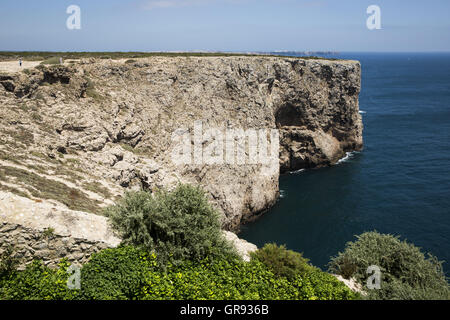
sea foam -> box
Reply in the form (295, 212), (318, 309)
(337, 151), (359, 164)
(289, 168), (305, 174)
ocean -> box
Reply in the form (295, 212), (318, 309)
(239, 52), (450, 274)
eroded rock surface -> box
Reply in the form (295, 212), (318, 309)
(0, 56), (362, 231)
(0, 191), (120, 268)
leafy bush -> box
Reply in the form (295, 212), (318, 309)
(0, 245), (20, 280)
(0, 247), (152, 300)
(298, 267), (360, 300)
(79, 247), (356, 300)
(250, 243), (312, 280)
(106, 184), (237, 267)
(332, 255), (358, 280)
(0, 260), (77, 300)
(79, 246), (155, 300)
(328, 231), (450, 300)
(0, 183), (361, 301)
(141, 257), (297, 300)
(0, 246), (357, 300)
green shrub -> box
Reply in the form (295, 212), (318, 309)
(80, 246), (156, 300)
(0, 245), (357, 300)
(332, 255), (358, 280)
(0, 260), (77, 300)
(154, 258), (356, 300)
(250, 243), (312, 280)
(366, 277), (450, 300)
(295, 267), (360, 300)
(106, 184), (238, 267)
(79, 246), (356, 300)
(125, 59), (137, 64)
(0, 245), (20, 281)
(328, 231), (450, 300)
(139, 258), (289, 300)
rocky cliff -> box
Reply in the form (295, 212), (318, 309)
(0, 56), (362, 239)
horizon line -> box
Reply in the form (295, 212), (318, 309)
(1, 50), (450, 54)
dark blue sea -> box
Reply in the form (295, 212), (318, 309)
(239, 52), (450, 274)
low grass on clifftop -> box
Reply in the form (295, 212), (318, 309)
(0, 165), (102, 214)
(0, 51), (342, 62)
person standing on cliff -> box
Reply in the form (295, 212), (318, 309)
(19, 58), (22, 67)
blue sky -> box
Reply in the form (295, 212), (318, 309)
(0, 0), (449, 52)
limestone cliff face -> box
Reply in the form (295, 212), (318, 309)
(275, 61), (363, 172)
(0, 56), (362, 233)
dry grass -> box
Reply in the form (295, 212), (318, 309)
(0, 165), (102, 214)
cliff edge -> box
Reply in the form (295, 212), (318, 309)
(0, 56), (362, 236)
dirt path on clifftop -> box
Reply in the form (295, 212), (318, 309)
(0, 61), (41, 73)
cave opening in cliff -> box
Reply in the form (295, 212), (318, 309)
(275, 103), (305, 128)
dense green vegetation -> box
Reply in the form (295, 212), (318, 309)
(1, 185), (447, 300)
(250, 243), (312, 280)
(106, 184), (238, 267)
(0, 246), (357, 300)
(0, 184), (356, 300)
(0, 246), (18, 279)
(329, 231), (450, 300)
